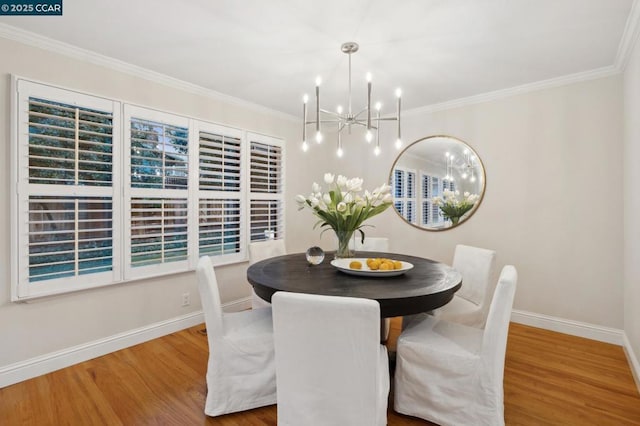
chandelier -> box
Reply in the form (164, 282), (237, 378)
(301, 42), (402, 157)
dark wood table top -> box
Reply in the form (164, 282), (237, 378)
(247, 251), (462, 317)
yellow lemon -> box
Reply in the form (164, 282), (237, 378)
(379, 262), (392, 271)
(369, 260), (381, 270)
(349, 261), (363, 270)
(393, 261), (403, 270)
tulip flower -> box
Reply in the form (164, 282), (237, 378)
(295, 173), (393, 257)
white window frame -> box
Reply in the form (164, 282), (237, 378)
(247, 132), (285, 243)
(190, 121), (247, 268)
(12, 78), (122, 300)
(11, 76), (285, 300)
(123, 105), (191, 280)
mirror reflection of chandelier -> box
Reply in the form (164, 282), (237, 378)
(445, 149), (477, 183)
(301, 42), (402, 157)
(461, 148), (477, 183)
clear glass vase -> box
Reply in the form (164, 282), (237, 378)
(334, 229), (355, 259)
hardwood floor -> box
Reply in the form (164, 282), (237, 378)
(1, 319), (639, 425)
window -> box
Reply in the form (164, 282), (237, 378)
(392, 167), (416, 223)
(123, 106), (191, 280)
(13, 80), (121, 299)
(196, 123), (244, 263)
(249, 134), (284, 242)
(12, 78), (284, 300)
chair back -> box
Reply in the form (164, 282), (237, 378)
(351, 236), (390, 252)
(272, 292), (385, 425)
(249, 239), (286, 265)
(453, 244), (496, 310)
(481, 265), (517, 382)
(196, 256), (224, 341)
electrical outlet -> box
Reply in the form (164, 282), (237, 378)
(182, 292), (190, 307)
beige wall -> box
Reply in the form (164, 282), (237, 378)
(0, 34), (628, 374)
(333, 75), (624, 329)
(624, 37), (640, 369)
(0, 36), (326, 367)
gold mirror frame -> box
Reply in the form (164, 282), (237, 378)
(389, 135), (486, 231)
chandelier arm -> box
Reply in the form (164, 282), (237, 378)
(353, 108), (369, 119)
(374, 117), (400, 122)
(346, 118), (379, 129)
(306, 119), (344, 125)
(349, 121), (371, 128)
(318, 108), (344, 117)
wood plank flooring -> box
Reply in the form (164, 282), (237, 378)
(1, 319), (639, 425)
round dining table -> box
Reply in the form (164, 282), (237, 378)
(247, 251), (462, 318)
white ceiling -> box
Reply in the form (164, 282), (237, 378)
(0, 0), (636, 117)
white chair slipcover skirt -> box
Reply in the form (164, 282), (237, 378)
(272, 292), (389, 426)
(197, 256), (276, 416)
(394, 265), (517, 426)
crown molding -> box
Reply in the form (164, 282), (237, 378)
(0, 23), (298, 123)
(404, 65), (619, 117)
(616, 0), (640, 71)
(402, 0), (640, 117)
(2, 0), (639, 123)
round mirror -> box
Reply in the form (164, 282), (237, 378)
(390, 135), (485, 231)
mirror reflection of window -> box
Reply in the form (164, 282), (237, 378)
(392, 167), (416, 224)
(390, 135), (485, 231)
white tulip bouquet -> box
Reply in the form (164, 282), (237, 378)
(432, 190), (479, 225)
(296, 173), (392, 257)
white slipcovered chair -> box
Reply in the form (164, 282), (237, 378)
(431, 244), (497, 328)
(272, 292), (390, 426)
(248, 239), (286, 309)
(196, 256), (276, 417)
(394, 265), (518, 426)
(350, 236), (390, 252)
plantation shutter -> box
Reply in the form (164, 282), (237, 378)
(393, 169), (405, 198)
(130, 197), (188, 267)
(15, 80), (121, 299)
(249, 134), (284, 242)
(13, 78), (287, 299)
(391, 167), (416, 224)
(196, 123), (244, 263)
(198, 131), (241, 191)
(124, 106), (190, 279)
(421, 174), (432, 225)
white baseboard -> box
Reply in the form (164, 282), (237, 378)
(223, 296), (252, 312)
(0, 310), (204, 389)
(4, 302), (637, 393)
(511, 309), (640, 394)
(0, 296), (255, 389)
(623, 333), (640, 393)
(511, 309), (624, 345)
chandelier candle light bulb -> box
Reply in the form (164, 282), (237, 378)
(315, 76), (322, 143)
(302, 94), (309, 151)
(395, 88), (402, 149)
(301, 42), (402, 156)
